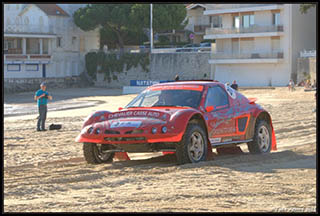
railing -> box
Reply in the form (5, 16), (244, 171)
(5, 54), (51, 60)
(4, 24), (71, 34)
(211, 51), (284, 59)
(5, 24), (55, 34)
(206, 25), (283, 35)
(300, 50), (316, 58)
(3, 48), (23, 54)
(206, 4), (281, 10)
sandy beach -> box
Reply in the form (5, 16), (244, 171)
(3, 86), (317, 212)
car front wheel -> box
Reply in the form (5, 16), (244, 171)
(83, 143), (115, 164)
(176, 123), (208, 164)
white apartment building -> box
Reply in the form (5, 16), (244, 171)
(203, 4), (316, 86)
(4, 4), (99, 79)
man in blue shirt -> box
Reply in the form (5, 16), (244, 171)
(34, 82), (52, 131)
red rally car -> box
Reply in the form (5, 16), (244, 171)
(75, 81), (276, 165)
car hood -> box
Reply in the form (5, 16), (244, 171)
(106, 107), (192, 122)
(84, 107), (199, 132)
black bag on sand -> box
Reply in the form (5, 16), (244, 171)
(49, 124), (62, 130)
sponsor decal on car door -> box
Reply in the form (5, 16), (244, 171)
(203, 86), (236, 144)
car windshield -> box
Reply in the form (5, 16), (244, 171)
(126, 88), (203, 109)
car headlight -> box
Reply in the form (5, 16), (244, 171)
(151, 127), (157, 134)
(87, 127), (94, 134)
(161, 126), (167, 133)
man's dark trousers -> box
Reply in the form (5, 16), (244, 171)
(37, 104), (47, 130)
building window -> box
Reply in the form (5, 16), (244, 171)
(233, 16), (240, 28)
(211, 16), (222, 28)
(24, 17), (29, 25)
(242, 15), (254, 28)
(7, 64), (21, 71)
(39, 16), (44, 26)
(26, 64), (39, 71)
(4, 38), (22, 54)
(72, 36), (77, 45)
(43, 39), (49, 54)
(26, 38), (40, 54)
(57, 37), (62, 47)
(271, 36), (281, 52)
(272, 13), (280, 26)
(80, 36), (85, 52)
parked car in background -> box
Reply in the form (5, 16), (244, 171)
(176, 43), (200, 52)
(176, 42), (211, 52)
(198, 42), (211, 52)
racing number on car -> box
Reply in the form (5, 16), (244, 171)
(225, 84), (236, 99)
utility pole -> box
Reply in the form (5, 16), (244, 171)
(150, 3), (153, 53)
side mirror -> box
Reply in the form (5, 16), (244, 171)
(118, 107), (123, 111)
(205, 106), (214, 112)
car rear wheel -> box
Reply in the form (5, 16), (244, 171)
(176, 123), (208, 164)
(83, 143), (115, 164)
(247, 120), (271, 154)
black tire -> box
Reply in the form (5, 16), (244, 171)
(176, 123), (208, 165)
(83, 143), (115, 164)
(247, 119), (272, 154)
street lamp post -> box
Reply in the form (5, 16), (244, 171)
(150, 4), (153, 53)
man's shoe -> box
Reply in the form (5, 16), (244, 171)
(41, 129), (47, 131)
(37, 129), (41, 131)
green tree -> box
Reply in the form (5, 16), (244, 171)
(300, 3), (316, 14)
(73, 4), (187, 51)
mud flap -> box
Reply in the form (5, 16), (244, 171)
(216, 146), (243, 155)
(207, 144), (214, 160)
(114, 152), (130, 161)
(162, 151), (175, 155)
(271, 126), (277, 151)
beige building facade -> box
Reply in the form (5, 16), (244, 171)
(4, 4), (99, 79)
(203, 4), (316, 86)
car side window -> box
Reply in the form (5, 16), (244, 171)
(204, 86), (229, 110)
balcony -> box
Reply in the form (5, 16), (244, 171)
(206, 4), (278, 10)
(209, 51), (284, 64)
(4, 37), (51, 63)
(204, 25), (284, 39)
(204, 4), (284, 15)
(5, 24), (56, 35)
(5, 54), (51, 61)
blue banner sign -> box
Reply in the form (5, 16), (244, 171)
(130, 80), (172, 86)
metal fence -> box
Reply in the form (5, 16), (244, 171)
(206, 25), (283, 35)
(211, 51), (284, 59)
(206, 4), (280, 10)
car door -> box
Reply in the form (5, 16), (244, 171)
(203, 85), (236, 145)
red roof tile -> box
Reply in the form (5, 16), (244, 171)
(35, 4), (69, 17)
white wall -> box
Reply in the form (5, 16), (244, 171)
(222, 14), (233, 28)
(254, 10), (272, 26)
(215, 63), (290, 86)
(291, 4), (316, 78)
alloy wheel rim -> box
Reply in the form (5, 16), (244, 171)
(258, 125), (270, 152)
(95, 144), (112, 161)
(188, 131), (204, 161)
